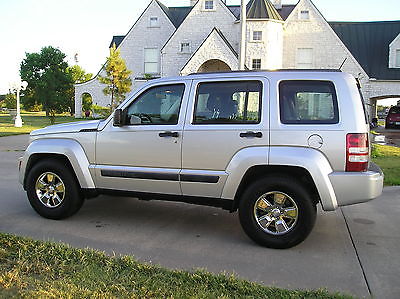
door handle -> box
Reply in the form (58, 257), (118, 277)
(159, 131), (179, 138)
(240, 131), (263, 138)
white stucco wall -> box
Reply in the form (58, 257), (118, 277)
(161, 0), (239, 77)
(246, 20), (283, 69)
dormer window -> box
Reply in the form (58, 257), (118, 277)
(149, 17), (159, 27)
(300, 10), (310, 20)
(396, 49), (400, 67)
(253, 31), (263, 41)
(205, 0), (214, 10)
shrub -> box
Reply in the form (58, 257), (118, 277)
(4, 93), (16, 109)
(92, 104), (111, 118)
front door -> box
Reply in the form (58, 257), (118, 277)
(95, 81), (190, 195)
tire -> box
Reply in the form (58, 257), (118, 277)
(26, 159), (84, 220)
(239, 175), (317, 249)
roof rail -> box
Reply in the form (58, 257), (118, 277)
(187, 69), (342, 76)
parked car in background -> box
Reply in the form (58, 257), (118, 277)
(385, 106), (400, 129)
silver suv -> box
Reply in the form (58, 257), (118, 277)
(19, 70), (383, 248)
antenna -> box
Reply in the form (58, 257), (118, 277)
(339, 58), (347, 70)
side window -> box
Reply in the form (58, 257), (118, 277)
(194, 81), (262, 124)
(279, 80), (339, 124)
(126, 84), (185, 125)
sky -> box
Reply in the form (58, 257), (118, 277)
(1, 0), (399, 104)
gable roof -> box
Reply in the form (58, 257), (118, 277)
(246, 0), (282, 20)
(109, 3), (295, 48)
(180, 27), (239, 74)
(330, 21), (400, 80)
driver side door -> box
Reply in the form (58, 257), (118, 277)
(94, 81), (190, 195)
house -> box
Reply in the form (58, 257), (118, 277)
(74, 0), (400, 118)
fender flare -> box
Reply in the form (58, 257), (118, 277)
(221, 146), (338, 211)
(269, 147), (337, 211)
(22, 138), (95, 189)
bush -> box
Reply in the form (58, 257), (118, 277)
(82, 94), (93, 112)
(92, 104), (111, 118)
(4, 93), (16, 109)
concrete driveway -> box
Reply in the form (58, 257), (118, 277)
(1, 135), (399, 298)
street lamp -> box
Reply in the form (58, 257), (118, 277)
(9, 80), (28, 127)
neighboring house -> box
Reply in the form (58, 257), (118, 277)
(74, 0), (400, 118)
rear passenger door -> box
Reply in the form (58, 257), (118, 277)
(181, 77), (269, 198)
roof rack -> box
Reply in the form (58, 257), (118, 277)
(188, 69), (342, 76)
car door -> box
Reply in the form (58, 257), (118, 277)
(94, 80), (190, 195)
(181, 77), (269, 198)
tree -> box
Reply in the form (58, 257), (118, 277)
(20, 46), (73, 123)
(66, 65), (92, 115)
(4, 93), (16, 109)
(98, 44), (132, 111)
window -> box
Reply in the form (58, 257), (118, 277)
(300, 10), (310, 20)
(205, 0), (214, 10)
(144, 48), (159, 73)
(296, 48), (313, 69)
(194, 81), (262, 124)
(252, 59), (262, 70)
(149, 17), (159, 27)
(279, 80), (339, 124)
(180, 42), (191, 53)
(253, 31), (262, 41)
(396, 49), (400, 67)
(126, 84), (185, 125)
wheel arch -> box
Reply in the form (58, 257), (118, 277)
(22, 139), (95, 190)
(231, 165), (321, 212)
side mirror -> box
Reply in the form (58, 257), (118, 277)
(113, 109), (124, 127)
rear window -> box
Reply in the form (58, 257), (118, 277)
(389, 107), (400, 114)
(279, 80), (339, 124)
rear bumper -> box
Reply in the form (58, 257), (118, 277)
(328, 162), (384, 207)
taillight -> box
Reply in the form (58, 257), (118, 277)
(346, 133), (369, 172)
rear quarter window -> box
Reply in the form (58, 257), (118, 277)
(279, 80), (339, 124)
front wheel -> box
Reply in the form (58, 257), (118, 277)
(26, 159), (84, 220)
(239, 175), (316, 249)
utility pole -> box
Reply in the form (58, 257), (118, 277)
(239, 0), (246, 70)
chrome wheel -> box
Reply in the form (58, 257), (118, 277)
(35, 172), (65, 208)
(253, 191), (298, 235)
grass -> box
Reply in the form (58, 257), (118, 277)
(0, 111), (88, 137)
(372, 144), (400, 186)
(0, 233), (351, 299)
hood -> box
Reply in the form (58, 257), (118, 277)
(30, 120), (101, 136)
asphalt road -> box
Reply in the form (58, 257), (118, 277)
(1, 135), (399, 298)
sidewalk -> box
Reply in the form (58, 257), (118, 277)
(1, 134), (399, 298)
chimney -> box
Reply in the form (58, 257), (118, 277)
(273, 0), (282, 10)
(190, 0), (197, 6)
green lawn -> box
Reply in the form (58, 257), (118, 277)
(0, 233), (350, 299)
(372, 144), (400, 186)
(0, 111), (87, 137)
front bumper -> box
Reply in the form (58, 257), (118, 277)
(328, 162), (384, 207)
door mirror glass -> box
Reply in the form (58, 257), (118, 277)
(113, 109), (124, 127)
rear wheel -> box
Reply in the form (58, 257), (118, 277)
(239, 175), (316, 249)
(26, 159), (84, 219)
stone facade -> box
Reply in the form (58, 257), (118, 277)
(161, 0), (239, 77)
(74, 0), (400, 119)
